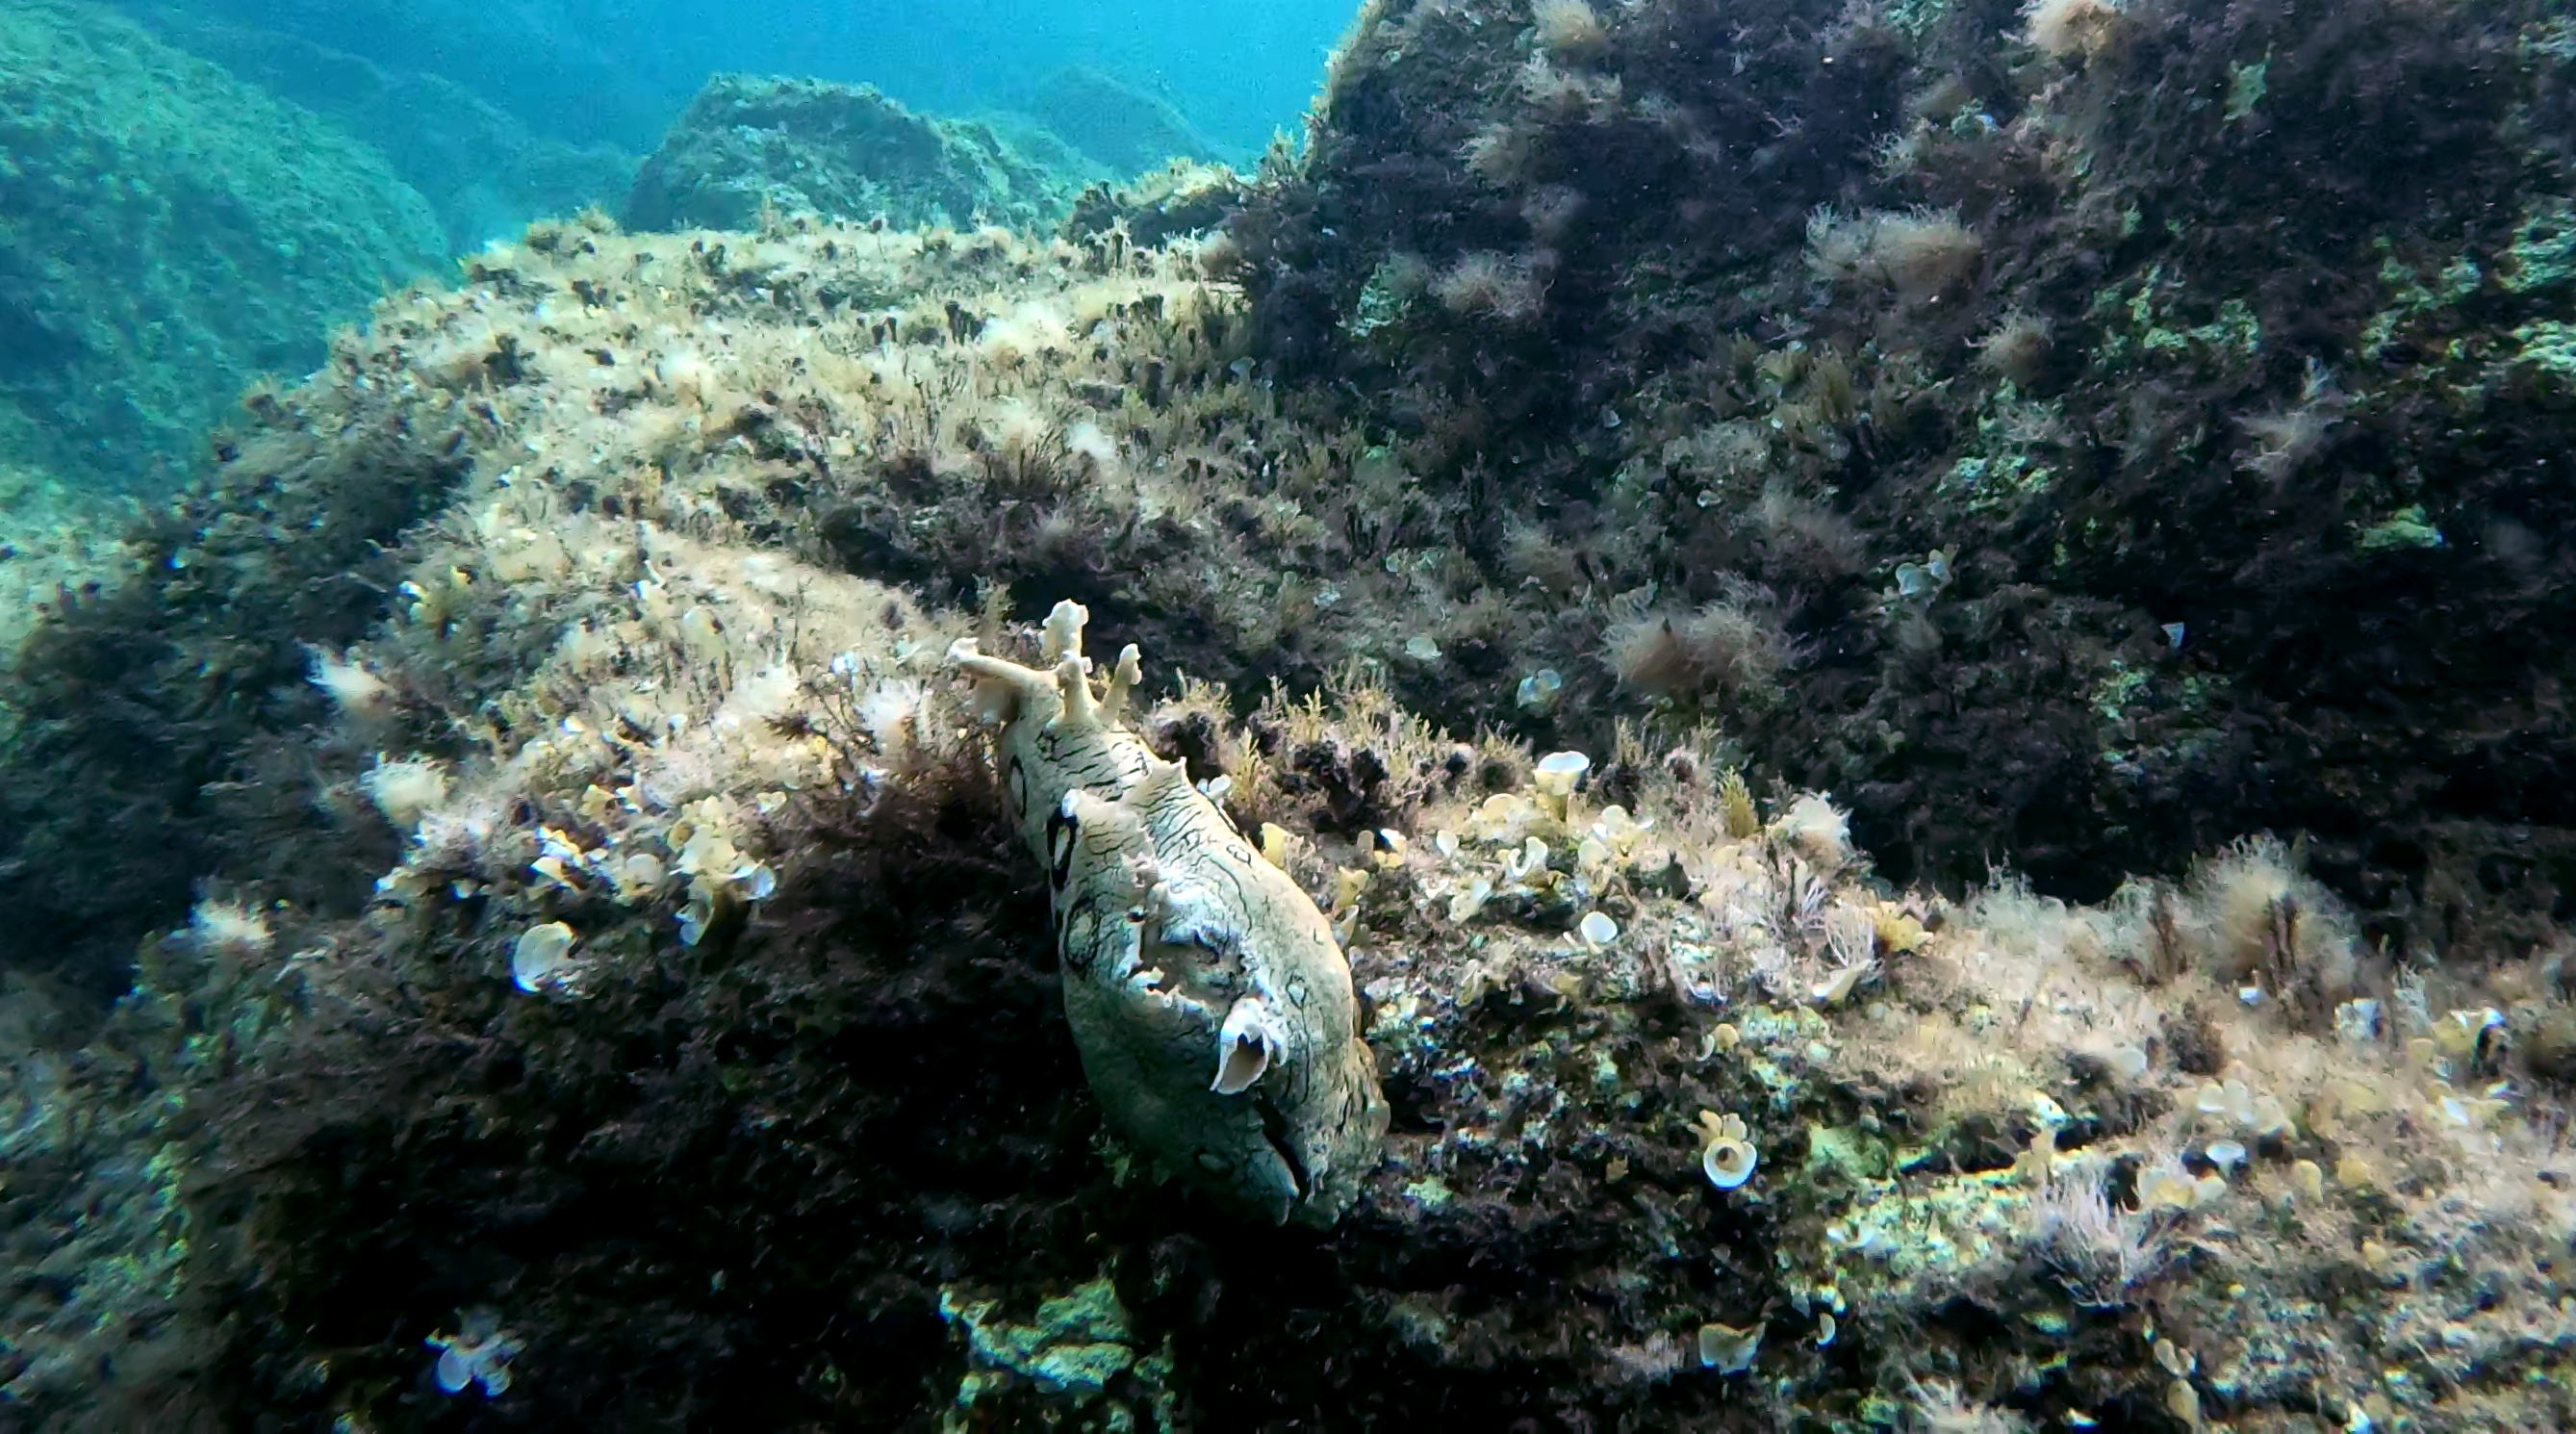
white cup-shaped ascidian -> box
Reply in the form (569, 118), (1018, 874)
(1518, 667), (1565, 714)
(511, 921), (577, 993)
(1696, 1110), (1759, 1190)
(1532, 749), (1591, 822)
(1697, 1319), (1765, 1374)
(1575, 909), (1620, 950)
(425, 1308), (520, 1398)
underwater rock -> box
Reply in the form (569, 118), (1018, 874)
(1060, 159), (1251, 249)
(112, 0), (674, 153)
(940, 1275), (1163, 1414)
(0, 462), (124, 656)
(953, 601), (1388, 1226)
(115, 10), (638, 251)
(0, 0), (447, 491)
(625, 73), (1091, 233)
(1230, 0), (2576, 957)
(10, 0), (2576, 1424)
(1011, 64), (1226, 176)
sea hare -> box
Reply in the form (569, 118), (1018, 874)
(951, 601), (1388, 1225)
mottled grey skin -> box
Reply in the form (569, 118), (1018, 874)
(950, 601), (1388, 1226)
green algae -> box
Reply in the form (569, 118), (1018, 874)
(2363, 239), (2485, 359)
(2512, 319), (2576, 386)
(625, 74), (1095, 234)
(2502, 198), (2576, 294)
(1343, 259), (1418, 343)
(2092, 664), (2152, 725)
(942, 1275), (1172, 1430)
(2354, 504), (2447, 552)
(2225, 57), (2271, 122)
(2093, 265), (2262, 368)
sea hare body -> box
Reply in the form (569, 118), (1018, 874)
(951, 602), (1388, 1225)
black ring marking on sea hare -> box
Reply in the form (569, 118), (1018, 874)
(1046, 806), (1077, 893)
(1007, 755), (1029, 822)
(1059, 894), (1102, 971)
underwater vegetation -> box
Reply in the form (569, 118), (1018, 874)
(0, 1), (449, 494)
(105, 0), (679, 157)
(620, 65), (1238, 240)
(2, 0), (2576, 1427)
(625, 74), (1101, 236)
(113, 6), (641, 254)
(1236, 0), (2576, 957)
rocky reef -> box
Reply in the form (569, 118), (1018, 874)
(1226, 0), (2576, 961)
(108, 0), (676, 156)
(0, 463), (124, 658)
(117, 8), (639, 253)
(1011, 64), (1234, 175)
(4, 0), (2576, 1428)
(0, 0), (450, 493)
(626, 74), (1100, 235)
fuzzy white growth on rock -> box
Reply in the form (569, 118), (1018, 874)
(363, 756), (451, 831)
(1774, 793), (1852, 869)
(307, 647), (391, 717)
(188, 897), (273, 956)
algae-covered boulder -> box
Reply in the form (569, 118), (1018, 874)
(116, 9), (639, 251)
(1014, 64), (1228, 175)
(0, 0), (449, 491)
(108, 0), (674, 154)
(625, 73), (1093, 233)
(1230, 0), (2576, 958)
(0, 462), (126, 655)
(1061, 158), (1252, 247)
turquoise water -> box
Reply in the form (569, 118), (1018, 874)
(126, 0), (1351, 162)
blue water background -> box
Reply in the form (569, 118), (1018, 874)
(152, 0), (1357, 161)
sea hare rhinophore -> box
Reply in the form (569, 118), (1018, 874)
(951, 601), (1388, 1225)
